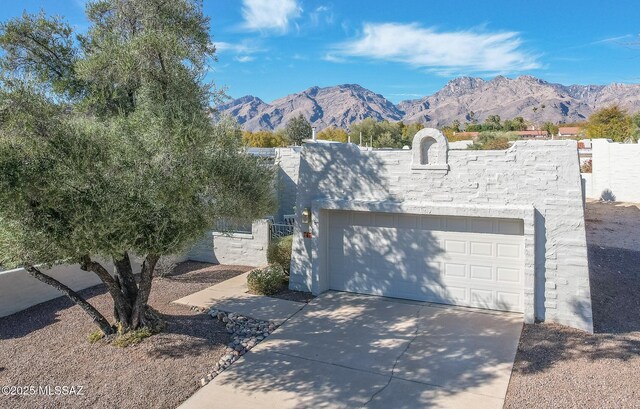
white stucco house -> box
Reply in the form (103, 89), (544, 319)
(289, 129), (593, 332)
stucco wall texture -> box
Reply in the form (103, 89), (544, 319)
(587, 139), (640, 202)
(290, 132), (593, 332)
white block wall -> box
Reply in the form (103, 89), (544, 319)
(587, 139), (640, 202)
(290, 139), (593, 332)
(181, 220), (270, 267)
(0, 258), (142, 318)
(275, 147), (301, 220)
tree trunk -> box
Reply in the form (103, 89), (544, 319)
(80, 255), (133, 328)
(131, 254), (160, 329)
(25, 265), (114, 335)
(26, 255), (162, 336)
(113, 253), (137, 304)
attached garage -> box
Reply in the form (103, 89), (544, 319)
(290, 129), (595, 332)
(326, 210), (525, 312)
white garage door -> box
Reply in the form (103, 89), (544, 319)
(327, 210), (525, 312)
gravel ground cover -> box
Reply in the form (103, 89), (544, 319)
(505, 201), (640, 408)
(0, 262), (250, 409)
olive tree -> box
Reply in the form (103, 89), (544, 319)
(0, 1), (275, 336)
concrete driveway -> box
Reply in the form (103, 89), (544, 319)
(181, 291), (523, 409)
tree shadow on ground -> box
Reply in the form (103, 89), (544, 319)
(213, 293), (521, 408)
(588, 245), (640, 334)
(0, 284), (108, 340)
(143, 311), (228, 359)
(164, 262), (250, 284)
(512, 244), (640, 376)
(0, 262), (246, 341)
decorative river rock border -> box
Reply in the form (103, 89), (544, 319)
(198, 308), (278, 387)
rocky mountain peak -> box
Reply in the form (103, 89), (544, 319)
(217, 76), (640, 131)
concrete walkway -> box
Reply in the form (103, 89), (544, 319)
(180, 291), (523, 409)
(172, 272), (304, 325)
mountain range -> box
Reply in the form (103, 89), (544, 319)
(217, 75), (640, 131)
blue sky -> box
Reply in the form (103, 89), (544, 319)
(2, 0), (640, 103)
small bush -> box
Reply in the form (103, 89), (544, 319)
(88, 329), (105, 344)
(468, 132), (516, 150)
(247, 264), (287, 295)
(154, 255), (178, 278)
(581, 159), (592, 173)
(113, 327), (153, 348)
(267, 235), (293, 275)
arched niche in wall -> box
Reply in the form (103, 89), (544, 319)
(411, 128), (449, 172)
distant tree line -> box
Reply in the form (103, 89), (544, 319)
(242, 105), (640, 149)
(242, 116), (424, 148)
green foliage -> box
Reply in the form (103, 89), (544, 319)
(284, 114), (312, 145)
(633, 113), (640, 141)
(464, 115), (528, 132)
(317, 127), (348, 143)
(0, 11), (82, 98)
(585, 106), (635, 142)
(0, 3), (276, 270)
(468, 132), (517, 150)
(88, 329), (105, 344)
(348, 118), (423, 148)
(503, 117), (528, 131)
(267, 235), (293, 275)
(242, 130), (286, 147)
(112, 327), (153, 348)
(247, 264), (287, 295)
(541, 122), (559, 136)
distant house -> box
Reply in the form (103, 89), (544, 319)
(558, 127), (582, 137)
(514, 130), (549, 138)
(452, 131), (479, 138)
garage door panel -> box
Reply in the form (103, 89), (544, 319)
(496, 243), (522, 259)
(470, 241), (493, 256)
(470, 265), (493, 280)
(444, 239), (466, 254)
(444, 263), (467, 278)
(327, 211), (524, 312)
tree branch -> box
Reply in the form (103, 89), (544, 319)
(24, 265), (113, 335)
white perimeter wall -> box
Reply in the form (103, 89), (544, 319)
(584, 139), (640, 202)
(275, 147), (301, 220)
(0, 259), (141, 318)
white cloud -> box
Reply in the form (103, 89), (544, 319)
(309, 5), (334, 27)
(331, 23), (540, 75)
(215, 41), (262, 54)
(241, 0), (302, 33)
(215, 41), (263, 64)
(234, 55), (255, 63)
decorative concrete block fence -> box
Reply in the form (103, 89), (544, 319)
(180, 219), (271, 266)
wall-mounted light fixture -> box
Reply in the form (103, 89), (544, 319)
(301, 208), (311, 224)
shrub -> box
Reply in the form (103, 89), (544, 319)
(112, 327), (153, 348)
(267, 235), (293, 275)
(468, 132), (516, 150)
(581, 159), (592, 173)
(88, 329), (105, 344)
(247, 264), (287, 295)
